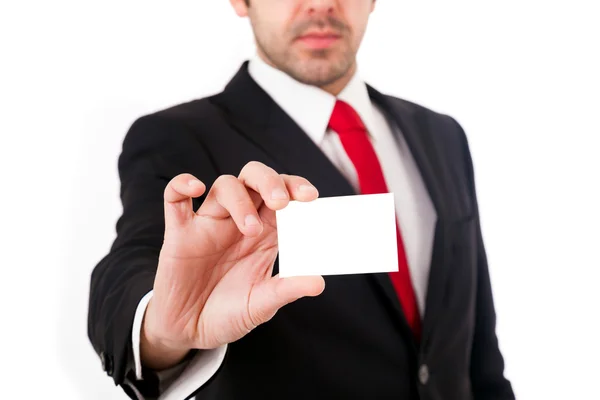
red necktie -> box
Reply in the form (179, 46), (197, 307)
(328, 100), (421, 339)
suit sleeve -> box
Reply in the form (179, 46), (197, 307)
(87, 114), (219, 398)
(454, 120), (516, 400)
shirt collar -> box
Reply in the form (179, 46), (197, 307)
(248, 55), (378, 145)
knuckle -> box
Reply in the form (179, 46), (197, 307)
(292, 175), (309, 183)
(240, 160), (263, 175)
(232, 195), (250, 209)
(174, 172), (193, 182)
(266, 174), (286, 189)
(246, 160), (264, 170)
(168, 173), (194, 193)
(282, 174), (305, 186)
(215, 174), (238, 187)
(287, 175), (305, 185)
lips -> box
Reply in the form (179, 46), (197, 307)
(296, 32), (341, 49)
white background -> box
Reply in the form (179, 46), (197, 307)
(1, 1), (599, 399)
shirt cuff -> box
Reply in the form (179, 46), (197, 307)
(132, 290), (154, 380)
(160, 345), (227, 400)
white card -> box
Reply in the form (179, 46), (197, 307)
(275, 193), (398, 278)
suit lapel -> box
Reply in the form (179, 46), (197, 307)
(367, 86), (463, 349)
(210, 63), (356, 198)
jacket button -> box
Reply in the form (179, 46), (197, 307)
(100, 351), (114, 376)
(418, 364), (430, 385)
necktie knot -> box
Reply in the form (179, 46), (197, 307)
(328, 100), (367, 135)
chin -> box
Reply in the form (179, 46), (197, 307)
(292, 68), (347, 87)
(293, 58), (349, 85)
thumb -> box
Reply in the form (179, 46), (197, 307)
(248, 275), (326, 327)
(164, 173), (207, 227)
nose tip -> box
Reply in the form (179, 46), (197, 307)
(307, 0), (335, 16)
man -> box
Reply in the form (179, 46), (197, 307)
(88, 0), (514, 399)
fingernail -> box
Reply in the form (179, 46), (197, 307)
(245, 215), (260, 227)
(299, 184), (316, 192)
(271, 188), (288, 200)
(188, 179), (202, 187)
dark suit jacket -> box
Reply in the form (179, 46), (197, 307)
(88, 62), (515, 400)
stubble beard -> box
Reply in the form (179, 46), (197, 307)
(258, 41), (355, 88)
(253, 15), (356, 88)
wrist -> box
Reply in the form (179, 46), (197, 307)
(140, 298), (191, 371)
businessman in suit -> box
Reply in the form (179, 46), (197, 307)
(88, 0), (515, 399)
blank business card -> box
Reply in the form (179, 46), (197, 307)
(275, 193), (398, 278)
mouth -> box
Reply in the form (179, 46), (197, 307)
(295, 32), (341, 50)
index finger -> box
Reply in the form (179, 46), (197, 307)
(238, 161), (290, 210)
(163, 173), (207, 227)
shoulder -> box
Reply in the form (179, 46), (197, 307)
(378, 92), (476, 185)
(378, 93), (471, 159)
(121, 96), (223, 152)
(133, 96), (221, 130)
(381, 94), (466, 139)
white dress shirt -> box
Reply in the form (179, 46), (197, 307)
(130, 56), (437, 400)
